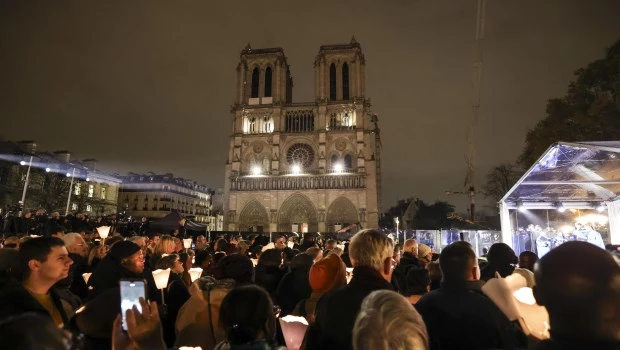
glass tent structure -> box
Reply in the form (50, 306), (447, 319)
(500, 142), (620, 254)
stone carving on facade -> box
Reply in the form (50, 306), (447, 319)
(358, 208), (366, 223)
(317, 209), (325, 222)
(238, 201), (269, 231)
(326, 197), (358, 225)
(335, 138), (347, 151)
(228, 210), (237, 223)
(270, 209), (278, 223)
(277, 193), (318, 232)
(252, 141), (264, 153)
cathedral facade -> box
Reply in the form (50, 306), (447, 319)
(223, 39), (381, 233)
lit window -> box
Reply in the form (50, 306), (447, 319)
(101, 187), (106, 199)
(86, 205), (92, 212)
(71, 203), (77, 211)
(88, 185), (94, 198)
(74, 184), (81, 195)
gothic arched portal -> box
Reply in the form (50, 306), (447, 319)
(238, 200), (270, 232)
(278, 193), (318, 232)
(326, 196), (358, 227)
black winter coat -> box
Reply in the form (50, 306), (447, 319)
(162, 273), (190, 347)
(393, 251), (420, 294)
(254, 264), (286, 301)
(274, 266), (311, 316)
(304, 266), (394, 350)
(415, 280), (517, 350)
(87, 255), (158, 302)
(0, 282), (71, 328)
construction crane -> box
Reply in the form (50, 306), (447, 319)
(371, 113), (382, 213)
(463, 0), (487, 222)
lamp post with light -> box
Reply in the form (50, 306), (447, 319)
(394, 217), (400, 244)
(19, 155), (34, 208)
(65, 168), (76, 215)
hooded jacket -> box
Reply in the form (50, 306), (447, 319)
(175, 277), (236, 350)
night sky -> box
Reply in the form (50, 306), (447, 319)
(1, 0), (620, 213)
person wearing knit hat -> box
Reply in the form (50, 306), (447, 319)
(417, 244), (433, 268)
(292, 254), (346, 324)
(87, 241), (154, 299)
(309, 254), (346, 295)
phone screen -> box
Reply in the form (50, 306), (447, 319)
(120, 279), (146, 331)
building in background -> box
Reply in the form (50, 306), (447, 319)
(118, 173), (214, 223)
(223, 38), (382, 233)
(0, 140), (121, 216)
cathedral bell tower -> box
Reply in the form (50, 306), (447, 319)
(224, 38), (381, 234)
(314, 36), (365, 102)
(236, 45), (293, 106)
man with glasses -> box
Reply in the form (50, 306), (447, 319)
(88, 241), (156, 300)
(61, 232), (90, 299)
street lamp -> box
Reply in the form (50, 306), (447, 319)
(394, 217), (400, 244)
(20, 155), (34, 209)
(65, 168), (76, 215)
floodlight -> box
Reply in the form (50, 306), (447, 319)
(291, 164), (301, 175)
(556, 203), (566, 213)
(333, 163), (344, 173)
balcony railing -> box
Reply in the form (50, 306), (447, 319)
(238, 169), (359, 177)
(230, 173), (366, 191)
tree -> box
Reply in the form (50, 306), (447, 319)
(518, 38), (620, 167)
(381, 198), (457, 230)
(483, 164), (522, 202)
(28, 170), (72, 213)
(410, 201), (455, 229)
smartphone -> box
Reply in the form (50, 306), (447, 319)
(120, 278), (147, 331)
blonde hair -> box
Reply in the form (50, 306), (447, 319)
(353, 290), (429, 350)
(237, 241), (249, 255)
(154, 235), (175, 255)
(349, 229), (394, 271)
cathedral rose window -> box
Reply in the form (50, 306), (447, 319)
(286, 143), (315, 169)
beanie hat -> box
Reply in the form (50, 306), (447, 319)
(108, 241), (141, 261)
(212, 254), (254, 285)
(417, 244), (432, 259)
(309, 254), (346, 295)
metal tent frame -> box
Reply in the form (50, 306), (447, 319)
(500, 141), (620, 246)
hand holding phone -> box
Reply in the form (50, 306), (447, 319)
(120, 279), (147, 331)
(112, 297), (167, 350)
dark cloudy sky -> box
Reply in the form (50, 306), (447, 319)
(1, 0), (619, 212)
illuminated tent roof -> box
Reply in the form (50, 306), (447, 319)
(501, 142), (620, 209)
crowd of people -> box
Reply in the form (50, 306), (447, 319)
(0, 215), (618, 350)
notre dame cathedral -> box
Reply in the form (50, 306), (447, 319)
(223, 38), (381, 233)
